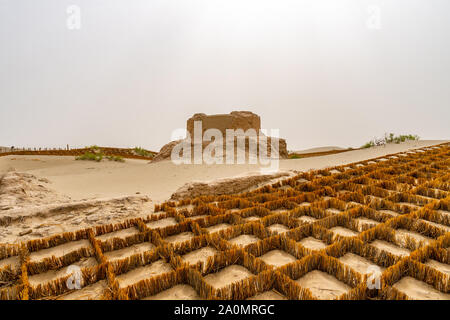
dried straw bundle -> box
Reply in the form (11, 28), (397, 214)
(311, 197), (347, 212)
(0, 284), (21, 300)
(221, 222), (269, 244)
(237, 206), (271, 219)
(215, 269), (276, 300)
(29, 264), (102, 300)
(386, 214), (445, 241)
(410, 244), (449, 265)
(99, 232), (148, 253)
(289, 205), (328, 221)
(26, 228), (90, 253)
(121, 268), (179, 300)
(261, 212), (297, 229)
(325, 237), (397, 268)
(195, 212), (241, 230)
(93, 219), (138, 237)
(382, 257), (449, 293)
(412, 186), (448, 200)
(0, 244), (20, 261)
(378, 285), (409, 300)
(171, 233), (228, 258)
(272, 271), (315, 300)
(27, 246), (94, 276)
(245, 234), (304, 264)
(192, 203), (227, 216)
(387, 192), (433, 208)
(358, 224), (397, 244)
(109, 247), (161, 276)
(277, 253), (362, 299)
(87, 229), (107, 264)
(157, 220), (199, 240)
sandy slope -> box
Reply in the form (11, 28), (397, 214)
(0, 140), (447, 203)
(293, 146), (346, 154)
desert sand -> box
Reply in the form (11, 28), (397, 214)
(0, 140), (449, 301)
(295, 270), (351, 299)
(293, 146), (346, 154)
(0, 140), (446, 204)
(393, 277), (450, 300)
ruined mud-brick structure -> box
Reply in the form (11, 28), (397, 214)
(153, 111), (288, 162)
(187, 111), (261, 137)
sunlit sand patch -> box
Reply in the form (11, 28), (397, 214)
(394, 229), (433, 247)
(203, 265), (254, 289)
(298, 237), (327, 250)
(295, 270), (351, 300)
(338, 253), (385, 275)
(116, 260), (173, 288)
(164, 232), (195, 245)
(228, 234), (260, 247)
(29, 239), (93, 263)
(267, 224), (289, 235)
(143, 284), (200, 300)
(393, 277), (450, 300)
(96, 227), (139, 241)
(247, 290), (287, 300)
(29, 257), (98, 287)
(354, 217), (380, 232)
(419, 219), (450, 232)
(370, 240), (410, 257)
(326, 208), (342, 215)
(146, 217), (178, 230)
(271, 209), (289, 214)
(176, 204), (194, 212)
(330, 226), (358, 239)
(397, 202), (420, 209)
(243, 216), (261, 223)
(104, 242), (155, 262)
(206, 223), (232, 234)
(297, 216), (317, 224)
(181, 247), (218, 268)
(424, 260), (450, 275)
(378, 209), (399, 217)
(437, 210), (450, 219)
(258, 250), (297, 268)
(0, 256), (20, 273)
(185, 215), (207, 222)
(345, 202), (361, 210)
(57, 280), (107, 300)
(299, 202), (311, 207)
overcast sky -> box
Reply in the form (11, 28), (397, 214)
(1, 0), (449, 151)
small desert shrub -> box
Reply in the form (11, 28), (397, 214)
(362, 133), (419, 148)
(362, 141), (375, 149)
(76, 152), (103, 162)
(134, 147), (154, 157)
(106, 155), (125, 162)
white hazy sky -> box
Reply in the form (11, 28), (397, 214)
(1, 0), (449, 152)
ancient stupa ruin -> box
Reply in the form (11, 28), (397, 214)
(153, 111), (288, 162)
